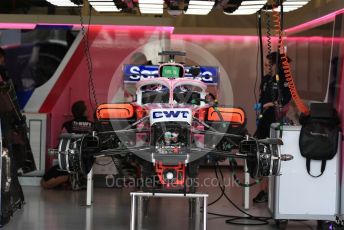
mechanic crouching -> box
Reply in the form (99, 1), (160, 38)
(41, 100), (93, 190)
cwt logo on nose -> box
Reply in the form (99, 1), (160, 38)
(153, 111), (190, 119)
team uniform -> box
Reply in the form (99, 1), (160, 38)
(62, 118), (93, 134)
(255, 73), (291, 139)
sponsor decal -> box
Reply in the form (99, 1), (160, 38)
(123, 65), (218, 85)
(150, 108), (192, 125)
(153, 110), (190, 119)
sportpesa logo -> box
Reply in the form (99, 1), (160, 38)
(152, 110), (189, 119)
(124, 65), (217, 84)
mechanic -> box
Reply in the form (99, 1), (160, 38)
(253, 51), (292, 203)
(61, 100), (93, 133)
(41, 100), (93, 189)
(0, 47), (8, 82)
(205, 92), (217, 105)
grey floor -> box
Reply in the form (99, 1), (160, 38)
(3, 169), (319, 230)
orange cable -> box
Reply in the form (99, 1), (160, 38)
(272, 5), (310, 115)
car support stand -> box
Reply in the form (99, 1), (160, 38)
(130, 192), (208, 230)
(86, 168), (94, 206)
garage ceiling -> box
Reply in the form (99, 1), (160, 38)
(0, 0), (343, 35)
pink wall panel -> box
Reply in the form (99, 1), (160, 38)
(338, 53), (344, 158)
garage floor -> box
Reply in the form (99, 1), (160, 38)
(3, 169), (319, 230)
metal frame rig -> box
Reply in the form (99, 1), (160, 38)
(56, 51), (293, 193)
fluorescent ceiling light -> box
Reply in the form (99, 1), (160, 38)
(188, 5), (213, 9)
(89, 0), (121, 12)
(140, 8), (163, 14)
(139, 3), (163, 9)
(188, 0), (215, 6)
(46, 0), (78, 7)
(140, 8), (163, 11)
(283, 1), (309, 5)
(224, 10), (257, 15)
(230, 12), (257, 15)
(269, 0), (311, 12)
(184, 11), (209, 15)
(138, 0), (164, 14)
(89, 2), (115, 6)
(139, 0), (164, 4)
(278, 0), (311, 12)
(273, 6), (301, 12)
(239, 6), (263, 9)
(241, 1), (267, 5)
(92, 5), (120, 12)
(184, 9), (212, 15)
(89, 0), (113, 4)
(224, 0), (266, 15)
(140, 10), (164, 14)
(184, 10), (212, 15)
(184, 0), (214, 15)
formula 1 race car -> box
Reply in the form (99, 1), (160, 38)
(57, 51), (292, 193)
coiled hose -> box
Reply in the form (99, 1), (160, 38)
(265, 11), (273, 76)
(272, 5), (310, 115)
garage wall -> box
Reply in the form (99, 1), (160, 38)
(285, 37), (336, 101)
(22, 24), (342, 169)
(171, 35), (266, 134)
(39, 30), (341, 150)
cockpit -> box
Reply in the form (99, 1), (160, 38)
(136, 78), (207, 106)
(140, 83), (169, 104)
(173, 84), (204, 105)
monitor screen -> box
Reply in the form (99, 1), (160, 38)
(160, 65), (183, 78)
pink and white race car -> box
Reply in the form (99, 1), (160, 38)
(57, 51), (292, 193)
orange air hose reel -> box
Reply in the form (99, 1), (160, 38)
(272, 6), (310, 116)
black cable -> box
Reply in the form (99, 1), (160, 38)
(265, 7), (282, 122)
(219, 165), (271, 225)
(215, 165), (252, 217)
(256, 11), (262, 105)
(279, 0), (284, 48)
(265, 11), (273, 77)
(255, 11), (263, 124)
(79, 6), (93, 110)
(207, 188), (224, 207)
(207, 163), (224, 207)
(206, 164), (272, 226)
(86, 7), (98, 108)
(229, 157), (261, 187)
(258, 10), (264, 83)
(191, 46), (269, 225)
(272, 0), (284, 123)
(86, 6), (94, 109)
(79, 5), (98, 111)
